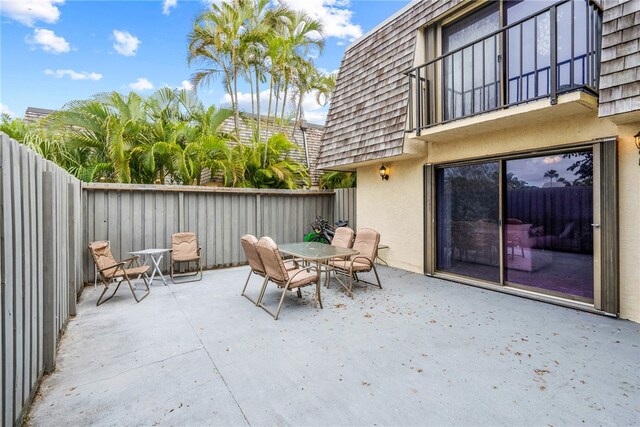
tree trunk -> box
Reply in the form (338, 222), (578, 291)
(292, 90), (303, 139)
(280, 77), (289, 132)
(232, 50), (240, 134)
(255, 66), (261, 146)
(273, 79), (280, 131)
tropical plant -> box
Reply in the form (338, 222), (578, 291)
(226, 133), (309, 188)
(319, 171), (356, 189)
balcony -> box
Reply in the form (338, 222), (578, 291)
(406, 0), (603, 137)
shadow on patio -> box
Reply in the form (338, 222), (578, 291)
(29, 266), (639, 426)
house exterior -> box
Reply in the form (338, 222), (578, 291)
(319, 0), (640, 321)
(24, 107), (325, 187)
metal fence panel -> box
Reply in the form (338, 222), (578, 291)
(334, 188), (357, 230)
(81, 185), (349, 281)
(0, 133), (82, 427)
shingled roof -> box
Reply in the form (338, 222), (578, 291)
(318, 0), (463, 170)
(598, 0), (640, 118)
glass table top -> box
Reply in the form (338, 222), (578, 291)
(278, 242), (358, 261)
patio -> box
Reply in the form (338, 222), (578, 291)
(28, 266), (639, 426)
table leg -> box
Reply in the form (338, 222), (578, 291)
(151, 254), (167, 285)
(314, 260), (323, 309)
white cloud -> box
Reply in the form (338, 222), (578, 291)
(280, 0), (362, 40)
(303, 109), (327, 124)
(129, 78), (154, 91)
(180, 80), (194, 91)
(25, 28), (70, 54)
(112, 30), (140, 56)
(162, 0), (177, 15)
(1, 0), (64, 26)
(219, 89), (271, 111)
(0, 103), (16, 117)
(44, 69), (103, 80)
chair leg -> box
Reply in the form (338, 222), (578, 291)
(297, 288), (302, 298)
(348, 269), (354, 299)
(125, 274), (150, 303)
(273, 284), (291, 320)
(96, 280), (122, 306)
(170, 260), (203, 283)
(242, 270), (265, 306)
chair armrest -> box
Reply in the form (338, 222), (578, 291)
(120, 255), (140, 268)
(351, 256), (374, 267)
(287, 265), (319, 282)
(98, 262), (126, 278)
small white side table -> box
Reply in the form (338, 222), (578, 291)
(129, 248), (171, 285)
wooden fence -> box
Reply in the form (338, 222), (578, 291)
(0, 133), (83, 427)
(82, 185), (357, 282)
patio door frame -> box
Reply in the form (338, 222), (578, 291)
(423, 137), (618, 316)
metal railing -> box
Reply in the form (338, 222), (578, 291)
(406, 0), (602, 135)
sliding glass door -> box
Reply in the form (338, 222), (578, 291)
(504, 151), (593, 301)
(434, 149), (594, 302)
(435, 162), (500, 282)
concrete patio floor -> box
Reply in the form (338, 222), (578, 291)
(29, 266), (639, 426)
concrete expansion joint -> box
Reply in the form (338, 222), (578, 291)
(89, 347), (205, 387)
(167, 284), (252, 426)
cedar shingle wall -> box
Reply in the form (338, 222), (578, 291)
(598, 0), (640, 117)
(319, 0), (462, 170)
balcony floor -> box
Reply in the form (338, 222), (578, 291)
(29, 266), (639, 426)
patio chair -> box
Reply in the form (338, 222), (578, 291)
(332, 228), (382, 298)
(325, 226), (355, 288)
(88, 241), (150, 306)
(240, 234), (299, 305)
(255, 237), (320, 320)
(170, 232), (202, 283)
(332, 226), (355, 249)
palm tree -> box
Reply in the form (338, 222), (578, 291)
(277, 10), (324, 128)
(544, 169), (559, 185)
(188, 1), (248, 131)
(45, 91), (148, 183)
(241, 0), (291, 144)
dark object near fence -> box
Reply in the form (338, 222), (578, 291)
(304, 216), (349, 244)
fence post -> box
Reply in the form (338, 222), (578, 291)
(42, 171), (56, 373)
(256, 194), (262, 238)
(67, 182), (77, 316)
(178, 191), (185, 231)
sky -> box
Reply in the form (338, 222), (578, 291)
(0, 0), (411, 125)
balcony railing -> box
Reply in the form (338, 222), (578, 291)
(405, 0), (602, 135)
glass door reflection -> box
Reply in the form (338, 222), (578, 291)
(504, 151), (594, 301)
(436, 162), (500, 282)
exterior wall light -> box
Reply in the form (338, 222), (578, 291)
(635, 131), (640, 166)
(379, 165), (389, 181)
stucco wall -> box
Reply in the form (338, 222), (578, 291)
(357, 157), (425, 274)
(616, 125), (640, 322)
(356, 112), (640, 322)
